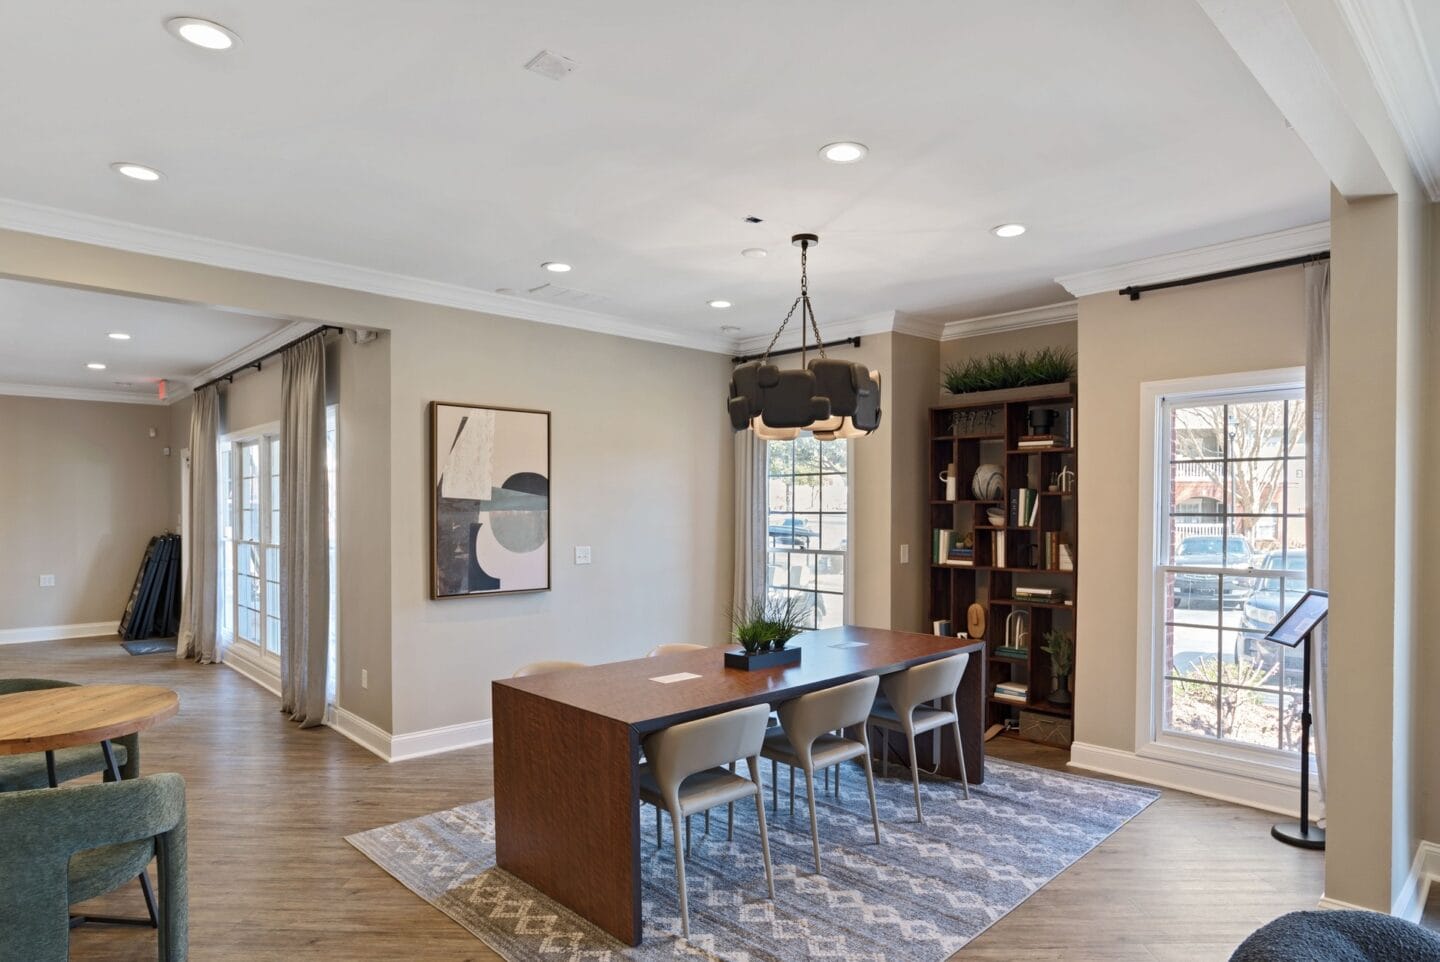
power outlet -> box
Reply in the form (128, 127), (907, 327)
(575, 545), (592, 565)
(361, 669), (369, 690)
(39, 574), (55, 587)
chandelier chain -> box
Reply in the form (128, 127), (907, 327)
(760, 238), (826, 363)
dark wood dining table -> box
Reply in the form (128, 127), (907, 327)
(491, 625), (986, 945)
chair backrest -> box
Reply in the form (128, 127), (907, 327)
(777, 675), (880, 751)
(642, 703), (771, 802)
(647, 643), (706, 658)
(512, 660), (585, 678)
(0, 678), (77, 697)
(880, 653), (969, 715)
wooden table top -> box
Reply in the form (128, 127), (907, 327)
(496, 625), (983, 734)
(0, 684), (179, 755)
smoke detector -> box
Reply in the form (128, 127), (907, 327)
(524, 50), (577, 80)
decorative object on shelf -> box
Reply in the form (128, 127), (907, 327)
(1004, 610), (1031, 651)
(727, 234), (881, 441)
(431, 402), (550, 599)
(1027, 408), (1059, 435)
(972, 463), (1005, 500)
(986, 506), (1006, 527)
(948, 406), (1001, 437)
(1057, 465), (1076, 493)
(1019, 709), (1073, 746)
(967, 603), (987, 640)
(940, 347), (1076, 395)
(1041, 630), (1074, 705)
(939, 462), (958, 501)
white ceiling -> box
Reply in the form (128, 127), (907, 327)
(0, 278), (291, 400)
(0, 0), (1330, 343)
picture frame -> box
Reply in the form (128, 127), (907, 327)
(429, 401), (551, 599)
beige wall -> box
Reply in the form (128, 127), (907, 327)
(888, 333), (940, 631)
(1074, 268), (1306, 753)
(938, 321), (1078, 371)
(219, 358), (283, 434)
(0, 396), (177, 631)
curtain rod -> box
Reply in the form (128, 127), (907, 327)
(193, 325), (344, 394)
(732, 336), (861, 365)
(1119, 251), (1330, 301)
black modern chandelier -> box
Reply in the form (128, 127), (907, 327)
(727, 234), (882, 441)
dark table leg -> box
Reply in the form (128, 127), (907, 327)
(45, 750), (58, 788)
(70, 741), (159, 929)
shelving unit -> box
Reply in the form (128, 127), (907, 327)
(927, 384), (1077, 745)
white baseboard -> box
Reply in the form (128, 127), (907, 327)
(1069, 741), (1323, 817)
(1317, 894), (1373, 912)
(326, 707), (493, 763)
(222, 645), (281, 697)
(390, 718), (494, 762)
(0, 621), (119, 645)
(1392, 839), (1440, 922)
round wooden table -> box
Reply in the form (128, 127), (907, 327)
(0, 683), (178, 928)
(0, 683), (179, 756)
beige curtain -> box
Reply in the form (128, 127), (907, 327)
(280, 334), (330, 728)
(733, 430), (767, 615)
(1305, 261), (1330, 803)
(177, 385), (220, 663)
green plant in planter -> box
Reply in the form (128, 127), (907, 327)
(1041, 629), (1075, 704)
(731, 597), (774, 654)
(764, 594), (807, 650)
(941, 347), (1077, 395)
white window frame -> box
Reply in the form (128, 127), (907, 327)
(1135, 368), (1315, 793)
(760, 435), (854, 629)
(219, 420), (283, 676)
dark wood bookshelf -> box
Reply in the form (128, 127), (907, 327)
(926, 384), (1078, 742)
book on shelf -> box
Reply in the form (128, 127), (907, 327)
(991, 530), (1006, 568)
(1018, 434), (1060, 448)
(995, 681), (1028, 695)
(933, 528), (975, 566)
(1010, 488), (1040, 527)
(994, 645), (1028, 658)
(1058, 543), (1075, 571)
(932, 619), (951, 636)
(1014, 586), (1060, 600)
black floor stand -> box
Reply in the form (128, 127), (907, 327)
(1272, 629), (1325, 850)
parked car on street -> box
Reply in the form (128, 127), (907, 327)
(1171, 534), (1254, 609)
(768, 517), (816, 549)
(1236, 551), (1308, 680)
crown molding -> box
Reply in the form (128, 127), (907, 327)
(0, 197), (735, 355)
(0, 381), (166, 405)
(165, 320), (323, 405)
(1334, 0), (1440, 202)
(732, 310), (902, 357)
(1054, 222), (1330, 298)
(941, 300), (1079, 341)
(891, 311), (949, 341)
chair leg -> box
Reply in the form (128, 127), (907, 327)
(861, 729), (881, 844)
(705, 809), (711, 836)
(655, 805), (663, 848)
(789, 764), (795, 816)
(906, 728), (924, 822)
(749, 756), (775, 899)
(670, 806), (691, 939)
(951, 719), (971, 800)
(727, 761), (735, 841)
(803, 766), (822, 873)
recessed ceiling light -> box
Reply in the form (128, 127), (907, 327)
(741, 248), (768, 259)
(708, 300), (733, 309)
(87, 362), (107, 370)
(820, 142), (868, 164)
(111, 162), (162, 182)
(992, 223), (1027, 238)
(541, 262), (572, 273)
(107, 331), (132, 341)
(165, 17), (239, 50)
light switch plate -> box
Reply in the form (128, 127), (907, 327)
(575, 546), (592, 565)
(39, 574), (55, 587)
(899, 544), (910, 564)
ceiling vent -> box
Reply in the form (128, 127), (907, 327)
(524, 50), (577, 80)
(524, 282), (609, 306)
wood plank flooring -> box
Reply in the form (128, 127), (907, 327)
(3, 636), (1324, 961)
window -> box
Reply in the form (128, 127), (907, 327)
(765, 434), (849, 629)
(220, 427), (282, 660)
(1151, 384), (1308, 756)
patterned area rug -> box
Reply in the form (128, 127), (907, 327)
(347, 758), (1158, 961)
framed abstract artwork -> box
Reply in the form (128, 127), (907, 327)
(430, 402), (551, 599)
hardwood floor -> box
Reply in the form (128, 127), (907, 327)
(4, 636), (1323, 961)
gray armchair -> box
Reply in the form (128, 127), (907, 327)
(0, 679), (140, 790)
(0, 773), (187, 962)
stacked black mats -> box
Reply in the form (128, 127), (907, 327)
(119, 534), (182, 641)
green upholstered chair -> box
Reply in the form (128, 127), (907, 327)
(0, 679), (140, 791)
(0, 773), (187, 962)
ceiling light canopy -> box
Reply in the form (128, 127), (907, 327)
(992, 223), (1027, 238)
(819, 142), (868, 164)
(727, 234), (881, 442)
(708, 300), (732, 309)
(107, 332), (132, 340)
(541, 261), (571, 273)
(111, 162), (162, 182)
(165, 17), (239, 50)
(86, 362), (107, 370)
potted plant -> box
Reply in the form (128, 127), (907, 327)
(939, 347), (1077, 403)
(1041, 629), (1075, 705)
(725, 595), (806, 670)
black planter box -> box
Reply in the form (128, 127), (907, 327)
(724, 645), (802, 671)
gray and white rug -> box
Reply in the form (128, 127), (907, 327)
(347, 758), (1158, 961)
